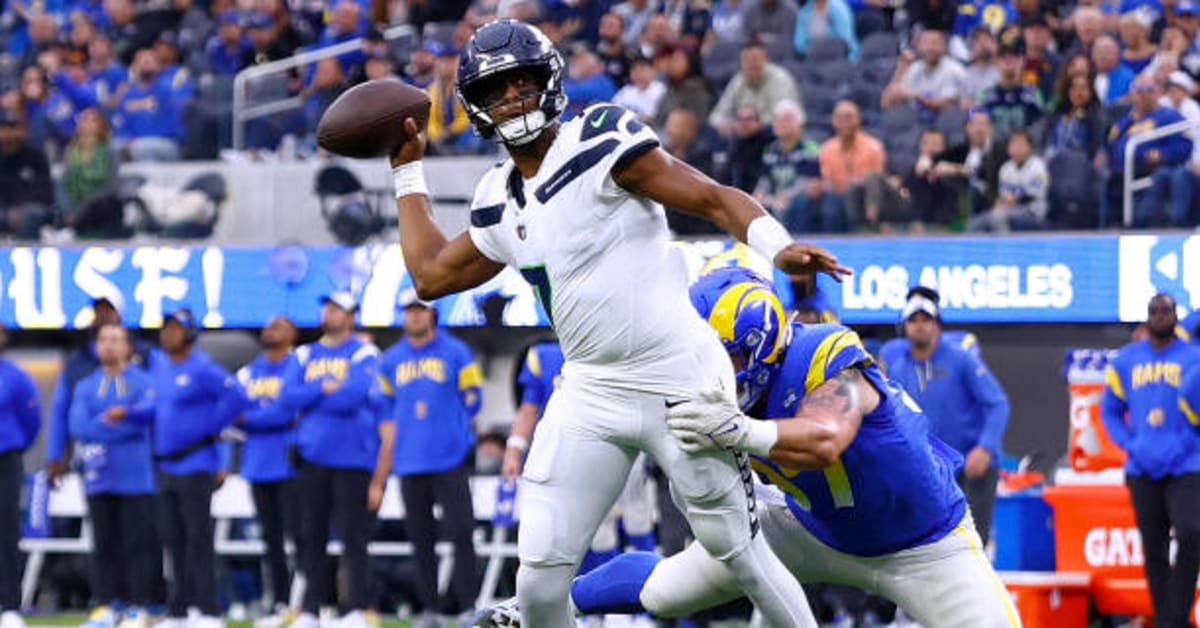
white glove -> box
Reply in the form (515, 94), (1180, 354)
(666, 389), (778, 457)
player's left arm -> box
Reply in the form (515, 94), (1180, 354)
(768, 368), (880, 469)
(612, 147), (851, 281)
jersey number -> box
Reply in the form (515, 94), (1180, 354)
(751, 459), (856, 511)
(520, 265), (553, 324)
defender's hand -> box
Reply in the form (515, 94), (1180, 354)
(501, 447), (524, 480)
(964, 446), (991, 478)
(667, 390), (751, 453)
(389, 118), (427, 168)
(368, 479), (386, 512)
(774, 243), (852, 282)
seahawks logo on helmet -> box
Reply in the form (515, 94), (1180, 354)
(457, 19), (568, 146)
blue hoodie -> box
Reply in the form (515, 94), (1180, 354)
(877, 335), (1011, 463)
(377, 332), (482, 476)
(68, 365), (156, 495)
(152, 349), (248, 476)
(1103, 338), (1200, 479)
(283, 336), (379, 470)
(1108, 106), (1194, 174)
(0, 358), (41, 455)
(236, 352), (298, 483)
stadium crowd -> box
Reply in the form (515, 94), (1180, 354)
(2, 0), (1200, 242)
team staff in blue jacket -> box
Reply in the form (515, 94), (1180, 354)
(46, 297), (153, 487)
(1103, 293), (1200, 628)
(152, 308), (248, 626)
(282, 292), (379, 628)
(68, 323), (158, 624)
(374, 292), (482, 623)
(877, 287), (1011, 544)
(0, 323), (41, 627)
(234, 316), (300, 619)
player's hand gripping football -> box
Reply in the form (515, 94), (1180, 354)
(389, 118), (427, 168)
(667, 389), (754, 453)
(774, 243), (852, 282)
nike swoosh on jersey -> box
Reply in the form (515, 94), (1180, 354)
(590, 110), (609, 128)
(665, 398), (688, 408)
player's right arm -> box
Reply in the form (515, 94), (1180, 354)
(391, 118), (506, 300)
(502, 402), (539, 480)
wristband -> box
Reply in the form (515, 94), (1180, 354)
(393, 162), (429, 198)
(743, 419), (779, 458)
(747, 215), (792, 264)
(506, 435), (529, 452)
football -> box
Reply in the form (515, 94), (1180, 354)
(316, 78), (431, 159)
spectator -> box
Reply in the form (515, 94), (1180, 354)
(933, 108), (1008, 214)
(651, 45), (710, 129)
(0, 323), (40, 628)
(364, 50), (398, 81)
(0, 108), (53, 240)
(911, 0), (959, 32)
(663, 0), (711, 46)
(952, 0), (1017, 58)
(962, 28), (1002, 108)
(68, 323), (157, 626)
(1065, 5), (1105, 56)
(612, 0), (657, 48)
(1158, 70), (1200, 226)
(282, 293), (379, 628)
(426, 43), (476, 154)
(1043, 71), (1106, 158)
(234, 316), (301, 622)
(403, 41), (437, 89)
(1102, 293), (1200, 628)
(152, 32), (196, 106)
(206, 10), (253, 76)
(1046, 52), (1093, 109)
(61, 108), (124, 239)
(726, 104), (775, 193)
(710, 0), (746, 46)
(967, 129), (1050, 230)
(636, 12), (678, 60)
(980, 36), (1044, 139)
(856, 128), (959, 232)
(1106, 74), (1193, 227)
(18, 12), (59, 68)
(882, 30), (965, 115)
(152, 308), (247, 628)
(245, 11), (291, 65)
(1120, 8), (1159, 75)
(302, 58), (348, 143)
(1093, 33), (1135, 105)
(563, 47), (618, 119)
(741, 0), (800, 48)
(818, 100), (886, 232)
(754, 99), (823, 232)
(260, 0), (315, 56)
(87, 35), (127, 109)
(613, 56), (666, 122)
(878, 287), (1011, 544)
(596, 12), (633, 86)
(660, 108), (724, 234)
(316, 0), (367, 77)
(375, 293), (482, 627)
(17, 64), (53, 153)
(45, 52), (102, 153)
(709, 42), (800, 134)
(1175, 0), (1200, 67)
(1020, 13), (1062, 99)
(794, 0), (859, 61)
(112, 48), (182, 161)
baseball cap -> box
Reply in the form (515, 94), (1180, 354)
(1168, 70), (1196, 93)
(901, 286), (942, 322)
(165, 308), (199, 336)
(423, 40), (459, 57)
(321, 291), (359, 312)
(998, 36), (1026, 56)
(398, 287), (435, 309)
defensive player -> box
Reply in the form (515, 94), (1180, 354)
(390, 18), (848, 628)
(479, 268), (1021, 627)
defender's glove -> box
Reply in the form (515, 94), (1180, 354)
(666, 389), (778, 457)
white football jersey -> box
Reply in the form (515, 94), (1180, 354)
(468, 104), (723, 395)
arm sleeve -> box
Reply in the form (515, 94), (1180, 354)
(320, 345), (379, 412)
(53, 72), (99, 109)
(963, 353), (1010, 460)
(204, 364), (250, 432)
(592, 105), (662, 201)
(238, 361), (297, 431)
(466, 168), (513, 265)
(1101, 362), (1133, 448)
(124, 375), (156, 426)
(280, 346), (322, 412)
(47, 372), (72, 461)
(68, 382), (101, 443)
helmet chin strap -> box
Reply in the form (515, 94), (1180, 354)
(497, 111), (548, 146)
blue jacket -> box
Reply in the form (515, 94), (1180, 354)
(794, 0), (859, 61)
(1102, 338), (1200, 479)
(1181, 363), (1200, 428)
(152, 349), (248, 475)
(68, 366), (156, 495)
(112, 80), (182, 141)
(1099, 65), (1135, 106)
(283, 336), (379, 470)
(0, 358), (41, 455)
(878, 335), (1011, 463)
(377, 332), (482, 476)
(1108, 106), (1193, 174)
(236, 352), (298, 483)
(47, 337), (154, 465)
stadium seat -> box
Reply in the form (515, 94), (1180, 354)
(934, 106), (967, 146)
(703, 39), (743, 91)
(805, 36), (850, 63)
(859, 31), (900, 63)
(802, 83), (841, 123)
(881, 104), (920, 134)
(802, 58), (856, 91)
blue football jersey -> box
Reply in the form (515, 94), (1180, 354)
(517, 341), (565, 415)
(751, 323), (967, 556)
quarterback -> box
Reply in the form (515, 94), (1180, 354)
(481, 268), (1021, 627)
(388, 18), (849, 628)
